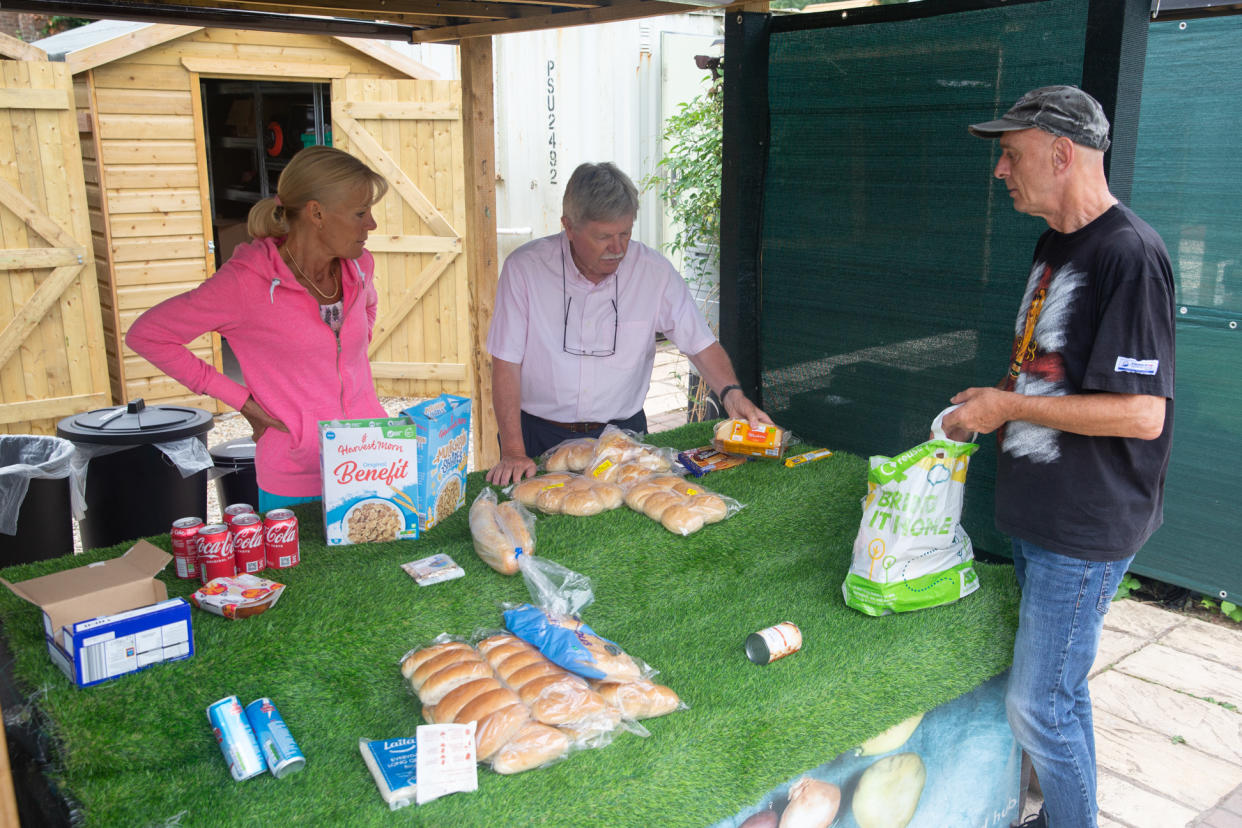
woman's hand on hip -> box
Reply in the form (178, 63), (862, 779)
(240, 396), (289, 442)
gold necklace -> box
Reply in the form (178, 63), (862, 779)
(286, 247), (340, 302)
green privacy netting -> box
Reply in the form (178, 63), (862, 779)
(1127, 15), (1242, 602)
(758, 0), (1090, 561)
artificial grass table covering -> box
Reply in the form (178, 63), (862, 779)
(0, 421), (1020, 827)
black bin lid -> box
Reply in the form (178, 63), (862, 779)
(210, 437), (256, 468)
(57, 399), (214, 445)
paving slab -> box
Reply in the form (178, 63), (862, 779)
(1107, 598), (1186, 639)
(1098, 767), (1198, 828)
(1091, 669), (1242, 765)
(1093, 628), (1148, 677)
(1160, 618), (1242, 671)
(1094, 708), (1242, 812)
(1115, 644), (1242, 711)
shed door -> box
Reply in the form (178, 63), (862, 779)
(331, 78), (469, 399)
(0, 59), (109, 434)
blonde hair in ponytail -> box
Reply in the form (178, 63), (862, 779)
(246, 145), (388, 239)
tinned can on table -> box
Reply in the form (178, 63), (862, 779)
(263, 509), (299, 569)
(745, 621), (803, 665)
(230, 513), (265, 574)
(170, 516), (204, 580)
(197, 523), (235, 584)
(223, 503), (256, 527)
(207, 695), (267, 781)
(244, 697), (305, 778)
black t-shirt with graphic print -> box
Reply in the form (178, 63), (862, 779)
(994, 203), (1176, 562)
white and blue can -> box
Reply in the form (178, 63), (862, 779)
(245, 697), (306, 778)
(207, 695), (266, 781)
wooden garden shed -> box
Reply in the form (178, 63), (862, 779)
(18, 20), (468, 421)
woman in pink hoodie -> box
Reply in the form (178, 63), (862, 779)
(127, 146), (390, 510)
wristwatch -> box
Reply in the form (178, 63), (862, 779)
(719, 384), (742, 401)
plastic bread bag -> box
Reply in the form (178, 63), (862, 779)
(469, 488), (535, 575)
(399, 633), (487, 705)
(510, 473), (622, 516)
(506, 472), (576, 510)
(712, 418), (795, 460)
(586, 425), (680, 482)
(504, 556), (653, 682)
(538, 437), (598, 473)
(588, 678), (689, 721)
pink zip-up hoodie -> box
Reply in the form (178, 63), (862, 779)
(126, 237), (387, 497)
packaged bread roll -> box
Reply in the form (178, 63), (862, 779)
(534, 482), (571, 514)
(476, 633), (527, 657)
(661, 503), (705, 536)
(713, 418), (789, 459)
(410, 647), (485, 692)
(418, 659), (495, 706)
(504, 604), (643, 683)
(469, 490), (535, 575)
(593, 679), (683, 720)
(510, 473), (573, 508)
(642, 491), (686, 522)
(401, 640), (474, 680)
(624, 481), (664, 511)
(472, 703), (530, 761)
(561, 488), (605, 516)
(429, 677), (503, 723)
(491, 722), (570, 774)
(688, 493), (729, 523)
(595, 481), (624, 511)
(545, 438), (596, 473)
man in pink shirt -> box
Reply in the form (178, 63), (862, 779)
(485, 162), (771, 485)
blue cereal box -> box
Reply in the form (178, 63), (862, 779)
(320, 417), (421, 546)
(403, 395), (471, 532)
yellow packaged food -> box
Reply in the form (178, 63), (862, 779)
(713, 419), (788, 459)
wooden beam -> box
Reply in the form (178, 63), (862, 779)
(334, 36), (441, 80)
(174, 0), (597, 19)
(0, 697), (22, 828)
(66, 24), (202, 75)
(0, 391), (110, 425)
(0, 86), (71, 110)
(364, 235), (463, 254)
(339, 100), (461, 121)
(460, 35), (500, 469)
(0, 175), (80, 250)
(0, 30), (46, 61)
(180, 57), (351, 79)
(0, 265), (85, 372)
(369, 361), (468, 381)
(0, 247), (87, 270)
(410, 1), (698, 42)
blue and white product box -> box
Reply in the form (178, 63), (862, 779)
(320, 417), (421, 546)
(1, 541), (195, 687)
(360, 737), (418, 811)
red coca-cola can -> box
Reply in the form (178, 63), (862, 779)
(223, 503), (256, 527)
(170, 516), (204, 580)
(197, 523), (235, 584)
(230, 513), (266, 574)
(263, 509), (299, 569)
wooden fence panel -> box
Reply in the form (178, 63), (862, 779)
(0, 60), (110, 434)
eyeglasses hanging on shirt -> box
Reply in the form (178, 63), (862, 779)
(562, 248), (619, 357)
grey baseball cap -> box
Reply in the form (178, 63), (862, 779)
(968, 85), (1111, 152)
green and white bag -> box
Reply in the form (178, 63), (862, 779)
(843, 406), (980, 616)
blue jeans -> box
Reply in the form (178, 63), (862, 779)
(1006, 538), (1134, 828)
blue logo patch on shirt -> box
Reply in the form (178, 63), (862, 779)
(1115, 356), (1159, 375)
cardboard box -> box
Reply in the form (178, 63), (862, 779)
(215, 221), (252, 264)
(1, 541), (194, 687)
(403, 395), (471, 532)
(320, 417), (421, 545)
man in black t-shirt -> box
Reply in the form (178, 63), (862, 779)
(943, 86), (1175, 828)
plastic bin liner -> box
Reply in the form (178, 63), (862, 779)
(68, 437), (213, 517)
(0, 435), (83, 535)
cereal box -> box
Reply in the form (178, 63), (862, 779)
(403, 395), (471, 532)
(320, 417), (421, 545)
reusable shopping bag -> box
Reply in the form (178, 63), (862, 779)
(842, 406), (980, 616)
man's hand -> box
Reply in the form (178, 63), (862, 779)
(239, 396), (288, 442)
(486, 453), (537, 486)
(722, 388), (774, 431)
(942, 387), (1014, 440)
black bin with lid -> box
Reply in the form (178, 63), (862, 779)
(210, 437), (258, 510)
(58, 399), (213, 551)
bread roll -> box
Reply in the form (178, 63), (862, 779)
(477, 633), (524, 656)
(512, 473), (572, 507)
(649, 475), (682, 490)
(585, 457), (620, 482)
(491, 722), (570, 774)
(470, 497), (532, 576)
(454, 686), (521, 726)
(526, 677), (607, 725)
(534, 483), (570, 514)
(410, 647), (483, 691)
(506, 661), (565, 689)
(624, 481), (663, 511)
(595, 482), (624, 511)
(418, 659), (494, 705)
(474, 703), (530, 760)
(689, 493), (729, 523)
(661, 504), (705, 536)
(594, 680), (681, 719)
(401, 641), (473, 680)
(515, 673), (583, 708)
(493, 649), (547, 681)
(430, 677), (503, 723)
(642, 491), (685, 521)
(482, 640), (536, 666)
(562, 488), (605, 516)
(672, 479), (701, 496)
(613, 462), (651, 487)
(558, 706), (623, 748)
(577, 632), (642, 683)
